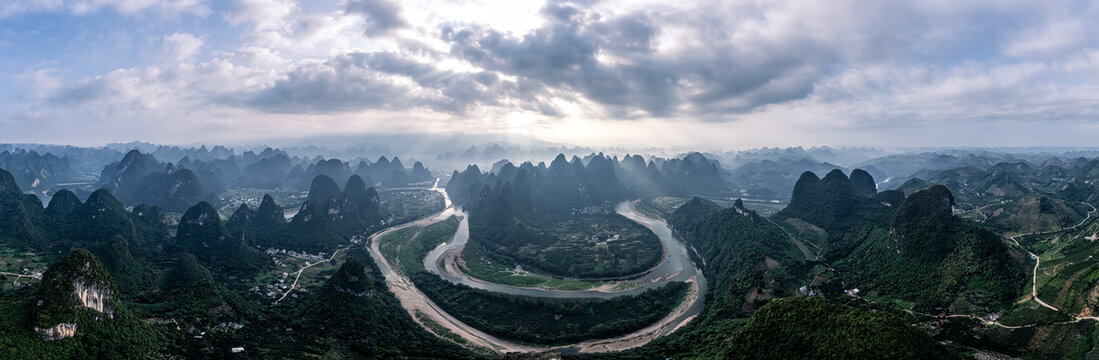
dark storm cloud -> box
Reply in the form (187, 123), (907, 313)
(441, 2), (834, 118)
(345, 0), (407, 35)
(443, 5), (682, 117)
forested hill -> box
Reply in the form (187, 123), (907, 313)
(668, 198), (807, 318)
(226, 174), (382, 253)
(0, 164), (471, 358)
(771, 168), (1026, 312)
(98, 150), (211, 211)
(717, 297), (960, 360)
(836, 185), (1027, 312)
(600, 188), (968, 358)
(445, 151), (728, 210)
(448, 153), (685, 279)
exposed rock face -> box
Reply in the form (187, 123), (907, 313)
(73, 280), (114, 316)
(733, 199), (750, 216)
(292, 201), (321, 224)
(35, 323), (77, 341)
(1, 150), (73, 190)
(326, 193), (358, 221)
(32, 249), (117, 341)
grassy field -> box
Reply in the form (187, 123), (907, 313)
(379, 227), (424, 275)
(379, 190), (446, 225)
(459, 242), (605, 291)
(998, 300), (1071, 326)
(0, 249), (50, 290)
(248, 247), (352, 300)
(379, 216), (460, 275)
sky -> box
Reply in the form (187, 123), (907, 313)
(1, 0), (1098, 149)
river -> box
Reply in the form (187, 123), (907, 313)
(367, 181), (708, 353)
(423, 201), (706, 300)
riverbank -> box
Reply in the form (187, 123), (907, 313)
(365, 186), (708, 354)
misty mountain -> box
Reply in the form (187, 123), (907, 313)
(0, 150), (74, 190)
(97, 150), (212, 211)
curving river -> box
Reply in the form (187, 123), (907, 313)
(367, 181), (708, 353)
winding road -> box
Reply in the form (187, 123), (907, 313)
(364, 182), (708, 354)
(274, 248), (345, 305)
(1009, 201), (1097, 312)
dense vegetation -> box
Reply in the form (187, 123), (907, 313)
(0, 149), (72, 190)
(227, 174), (382, 253)
(458, 240), (600, 291)
(770, 170), (1027, 312)
(669, 198), (807, 318)
(449, 154), (670, 279)
(601, 170), (1022, 359)
(378, 189), (447, 225)
(11, 144), (1099, 359)
(98, 150), (211, 211)
(0, 250), (164, 359)
(467, 214), (662, 279)
(380, 216), (460, 274)
(284, 255), (475, 358)
(96, 148), (435, 211)
(837, 185), (1027, 311)
(0, 167), (471, 359)
(413, 271), (688, 345)
(717, 297), (960, 359)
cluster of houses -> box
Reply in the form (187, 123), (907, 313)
(4, 267), (43, 288)
(265, 248), (329, 263)
(250, 271), (291, 299)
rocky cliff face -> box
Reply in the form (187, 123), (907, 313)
(32, 249), (118, 341)
(32, 279), (113, 341)
(72, 279), (114, 316)
(35, 323), (78, 341)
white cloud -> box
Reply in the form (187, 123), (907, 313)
(15, 67), (63, 101)
(162, 32), (204, 62)
(1003, 20), (1089, 58)
(0, 0), (210, 18)
(6, 0), (1099, 147)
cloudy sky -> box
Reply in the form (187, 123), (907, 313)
(1, 0), (1098, 149)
